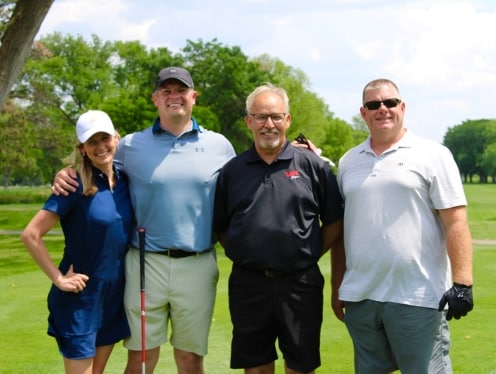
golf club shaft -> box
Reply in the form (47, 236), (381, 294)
(138, 227), (146, 374)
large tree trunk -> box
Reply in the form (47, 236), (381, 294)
(0, 0), (54, 110)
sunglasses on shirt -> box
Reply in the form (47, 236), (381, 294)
(363, 98), (402, 110)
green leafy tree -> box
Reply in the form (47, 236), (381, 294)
(13, 34), (118, 181)
(321, 118), (357, 167)
(182, 39), (268, 152)
(19, 33), (116, 118)
(254, 54), (369, 164)
(444, 119), (496, 182)
(11, 33), (370, 183)
(480, 143), (496, 183)
(103, 41), (184, 134)
(350, 113), (369, 144)
(0, 101), (38, 187)
(254, 55), (334, 150)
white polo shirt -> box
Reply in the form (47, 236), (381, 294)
(337, 130), (467, 309)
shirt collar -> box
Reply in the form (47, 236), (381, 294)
(152, 117), (201, 135)
(245, 140), (292, 163)
(360, 128), (414, 155)
(93, 164), (122, 187)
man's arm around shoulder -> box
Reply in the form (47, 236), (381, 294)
(51, 167), (79, 196)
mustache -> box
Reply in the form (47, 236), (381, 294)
(260, 130), (279, 135)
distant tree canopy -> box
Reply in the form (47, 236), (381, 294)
(444, 119), (496, 183)
(2, 34), (358, 186)
(1, 30), (495, 186)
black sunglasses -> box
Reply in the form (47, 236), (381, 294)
(363, 98), (402, 110)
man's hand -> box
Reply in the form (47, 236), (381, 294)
(331, 294), (345, 322)
(292, 133), (318, 153)
(438, 283), (474, 320)
(51, 167), (78, 196)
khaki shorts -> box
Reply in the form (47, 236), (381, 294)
(123, 248), (218, 355)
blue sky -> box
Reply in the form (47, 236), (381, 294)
(37, 0), (496, 143)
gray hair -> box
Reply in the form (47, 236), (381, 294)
(245, 83), (290, 114)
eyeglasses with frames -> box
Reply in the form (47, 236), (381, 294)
(249, 113), (287, 124)
(363, 98), (402, 110)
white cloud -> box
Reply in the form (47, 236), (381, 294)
(309, 48), (322, 62)
(119, 19), (156, 44)
(42, 0), (128, 32)
(382, 1), (496, 89)
(38, 0), (496, 143)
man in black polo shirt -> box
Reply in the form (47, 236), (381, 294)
(213, 83), (344, 374)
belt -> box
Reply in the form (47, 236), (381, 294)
(155, 249), (200, 258)
(131, 246), (212, 258)
(262, 269), (288, 278)
(235, 264), (314, 278)
(235, 264), (290, 278)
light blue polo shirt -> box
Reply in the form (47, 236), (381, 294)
(115, 117), (236, 252)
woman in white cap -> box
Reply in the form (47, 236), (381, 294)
(21, 110), (133, 374)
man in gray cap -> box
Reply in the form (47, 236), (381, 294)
(52, 66), (236, 373)
(154, 66), (194, 89)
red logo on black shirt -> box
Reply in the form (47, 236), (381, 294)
(285, 170), (300, 180)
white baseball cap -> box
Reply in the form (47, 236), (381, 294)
(76, 110), (115, 143)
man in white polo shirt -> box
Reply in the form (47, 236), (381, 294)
(332, 78), (474, 374)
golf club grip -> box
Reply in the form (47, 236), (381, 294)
(138, 227), (145, 291)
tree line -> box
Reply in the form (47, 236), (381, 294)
(444, 119), (496, 183)
(1, 32), (495, 186)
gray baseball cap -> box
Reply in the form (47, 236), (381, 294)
(154, 66), (194, 91)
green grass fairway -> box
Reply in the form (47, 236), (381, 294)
(1, 248), (495, 373)
(0, 183), (495, 372)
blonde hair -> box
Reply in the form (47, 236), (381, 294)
(62, 130), (119, 196)
(63, 143), (98, 196)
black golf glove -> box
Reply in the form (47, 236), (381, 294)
(438, 283), (474, 320)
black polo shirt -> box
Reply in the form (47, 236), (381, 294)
(213, 141), (344, 273)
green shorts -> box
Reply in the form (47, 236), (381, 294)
(123, 248), (218, 355)
(344, 300), (452, 374)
